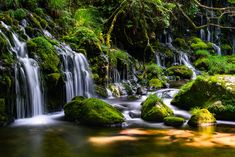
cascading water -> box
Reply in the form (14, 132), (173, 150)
(1, 22), (44, 118)
(212, 43), (221, 55)
(179, 52), (197, 79)
(43, 30), (94, 102)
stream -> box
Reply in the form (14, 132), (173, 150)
(1, 89), (235, 157)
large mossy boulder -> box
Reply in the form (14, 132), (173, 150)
(141, 94), (173, 122)
(172, 75), (235, 120)
(64, 97), (124, 126)
(166, 65), (193, 80)
(163, 116), (185, 127)
(188, 109), (216, 127)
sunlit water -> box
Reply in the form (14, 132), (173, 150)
(1, 90), (235, 157)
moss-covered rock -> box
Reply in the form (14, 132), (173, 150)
(163, 116), (185, 127)
(190, 38), (210, 50)
(188, 109), (216, 127)
(172, 75), (235, 120)
(141, 94), (173, 122)
(64, 98), (124, 126)
(148, 78), (163, 89)
(27, 37), (60, 73)
(95, 85), (108, 98)
(166, 65), (193, 80)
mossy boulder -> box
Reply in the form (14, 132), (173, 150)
(172, 75), (235, 120)
(64, 98), (124, 126)
(141, 94), (173, 122)
(188, 109), (216, 127)
(148, 78), (164, 89)
(166, 65), (193, 80)
(27, 37), (60, 74)
(190, 38), (210, 50)
(163, 116), (185, 127)
(95, 85), (108, 98)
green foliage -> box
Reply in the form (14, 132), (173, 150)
(107, 49), (129, 67)
(48, 0), (68, 11)
(141, 94), (173, 122)
(191, 38), (209, 50)
(13, 8), (27, 21)
(195, 50), (210, 58)
(63, 26), (101, 52)
(27, 37), (60, 73)
(163, 116), (185, 127)
(194, 55), (235, 74)
(19, 0), (39, 10)
(188, 109), (216, 127)
(166, 65), (193, 80)
(64, 98), (124, 126)
(145, 63), (163, 80)
(74, 7), (102, 32)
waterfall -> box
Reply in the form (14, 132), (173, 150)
(155, 52), (166, 68)
(43, 30), (94, 101)
(212, 43), (221, 55)
(1, 22), (44, 118)
(179, 52), (197, 80)
(200, 15), (206, 41)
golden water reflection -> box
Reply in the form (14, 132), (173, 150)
(89, 128), (235, 148)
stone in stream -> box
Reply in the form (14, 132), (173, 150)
(141, 94), (173, 122)
(188, 109), (216, 127)
(163, 116), (185, 127)
(172, 75), (235, 121)
(64, 97), (124, 126)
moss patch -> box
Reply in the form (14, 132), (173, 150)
(163, 116), (185, 127)
(188, 109), (216, 127)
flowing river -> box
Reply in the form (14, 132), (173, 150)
(0, 89), (235, 157)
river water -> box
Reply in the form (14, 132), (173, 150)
(0, 89), (235, 157)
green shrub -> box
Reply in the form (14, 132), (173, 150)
(195, 50), (210, 58)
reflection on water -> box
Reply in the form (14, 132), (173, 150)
(1, 122), (235, 157)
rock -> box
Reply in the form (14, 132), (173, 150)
(171, 75), (235, 120)
(166, 65), (193, 80)
(95, 85), (108, 98)
(64, 97), (124, 126)
(141, 94), (174, 122)
(148, 78), (164, 89)
(136, 87), (147, 95)
(129, 110), (141, 118)
(163, 116), (185, 127)
(188, 109), (216, 127)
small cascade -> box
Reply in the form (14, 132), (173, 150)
(179, 52), (197, 79)
(155, 52), (165, 68)
(111, 68), (121, 83)
(212, 43), (221, 55)
(43, 30), (94, 101)
(1, 22), (44, 118)
(200, 15), (206, 41)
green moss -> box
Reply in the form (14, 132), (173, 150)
(188, 109), (216, 127)
(149, 78), (163, 89)
(174, 38), (187, 49)
(95, 85), (108, 98)
(27, 37), (60, 74)
(172, 75), (235, 120)
(166, 65), (193, 80)
(163, 116), (185, 127)
(221, 44), (232, 51)
(13, 9), (27, 21)
(64, 98), (124, 126)
(190, 38), (209, 50)
(195, 50), (210, 58)
(141, 94), (173, 122)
